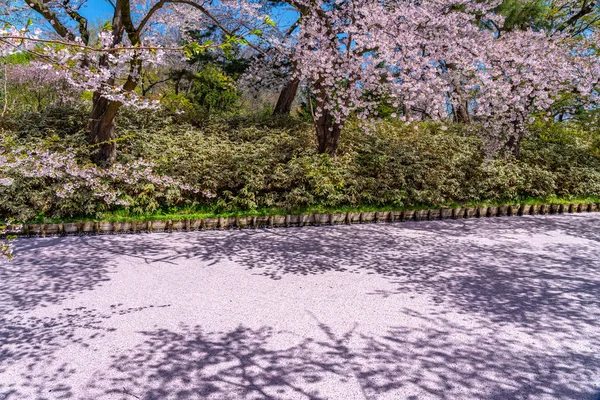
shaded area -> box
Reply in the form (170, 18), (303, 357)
(86, 318), (599, 400)
(69, 215), (600, 331)
(0, 236), (117, 313)
(1, 214), (600, 399)
(0, 303), (170, 399)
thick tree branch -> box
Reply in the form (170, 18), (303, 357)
(27, 0), (75, 41)
(62, 0), (91, 45)
(557, 0), (598, 32)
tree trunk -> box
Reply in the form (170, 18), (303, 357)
(273, 77), (299, 116)
(315, 110), (342, 157)
(403, 103), (411, 120)
(87, 0), (130, 167)
(446, 63), (470, 123)
(453, 84), (470, 123)
(456, 101), (470, 123)
(89, 92), (120, 167)
(506, 132), (523, 159)
(506, 136), (521, 160)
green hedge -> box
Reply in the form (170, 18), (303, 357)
(2, 106), (600, 221)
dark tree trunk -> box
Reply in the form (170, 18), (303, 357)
(273, 77), (299, 116)
(87, 0), (132, 167)
(445, 62), (470, 124)
(505, 114), (529, 159)
(89, 92), (120, 167)
(403, 103), (411, 120)
(456, 101), (470, 123)
(506, 124), (524, 159)
(506, 135), (523, 159)
(315, 110), (342, 157)
(453, 83), (470, 123)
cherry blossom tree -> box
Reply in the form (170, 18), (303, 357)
(1, 0), (276, 166)
(4, 61), (76, 112)
(472, 29), (599, 157)
(0, 0), (281, 259)
(285, 0), (599, 156)
(288, 0), (500, 155)
(1, 1), (175, 165)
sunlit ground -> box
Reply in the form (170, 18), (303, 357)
(1, 214), (599, 399)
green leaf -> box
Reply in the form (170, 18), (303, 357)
(264, 15), (276, 27)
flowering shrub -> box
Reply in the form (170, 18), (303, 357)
(0, 136), (201, 221)
(4, 62), (79, 112)
(2, 108), (600, 226)
(116, 113), (600, 210)
(0, 220), (17, 260)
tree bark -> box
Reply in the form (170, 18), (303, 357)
(446, 62), (470, 123)
(87, 0), (142, 167)
(456, 101), (470, 123)
(273, 77), (300, 116)
(506, 134), (522, 159)
(453, 84), (470, 123)
(506, 118), (526, 159)
(403, 103), (411, 120)
(89, 93), (120, 167)
(315, 110), (342, 157)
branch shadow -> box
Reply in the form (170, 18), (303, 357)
(1, 303), (170, 399)
(3, 214), (599, 399)
(85, 318), (600, 400)
(73, 214), (600, 332)
(0, 236), (117, 314)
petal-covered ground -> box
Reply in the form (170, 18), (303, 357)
(1, 214), (600, 400)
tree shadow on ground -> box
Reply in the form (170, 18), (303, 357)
(3, 214), (599, 399)
(0, 303), (171, 399)
(85, 318), (600, 400)
(0, 236), (118, 314)
(73, 214), (600, 332)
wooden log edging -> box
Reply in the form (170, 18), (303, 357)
(4, 202), (600, 238)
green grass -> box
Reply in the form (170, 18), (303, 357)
(464, 195), (600, 207)
(20, 195), (600, 225)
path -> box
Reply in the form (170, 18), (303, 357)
(1, 214), (600, 399)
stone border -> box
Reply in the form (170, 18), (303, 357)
(4, 202), (599, 237)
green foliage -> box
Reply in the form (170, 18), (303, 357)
(3, 103), (90, 142)
(264, 15), (276, 27)
(1, 53), (32, 65)
(185, 65), (240, 119)
(494, 0), (600, 33)
(3, 106), (600, 222)
(495, 0), (547, 31)
(115, 114), (600, 212)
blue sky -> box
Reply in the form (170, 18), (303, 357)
(80, 0), (114, 22)
(77, 0), (298, 30)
